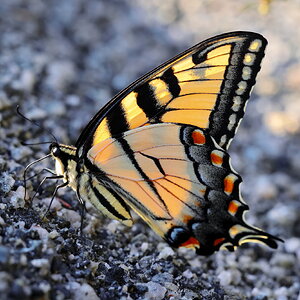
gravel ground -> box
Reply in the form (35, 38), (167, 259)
(1, 1), (300, 299)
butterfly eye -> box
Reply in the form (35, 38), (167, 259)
(49, 143), (61, 157)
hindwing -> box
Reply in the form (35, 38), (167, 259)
(87, 123), (279, 255)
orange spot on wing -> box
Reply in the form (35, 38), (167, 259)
(224, 174), (236, 195)
(213, 237), (225, 246)
(183, 215), (193, 223)
(192, 130), (206, 145)
(228, 200), (239, 215)
(199, 187), (207, 196)
(179, 237), (200, 248)
(211, 151), (223, 166)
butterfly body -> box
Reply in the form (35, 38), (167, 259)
(43, 32), (281, 255)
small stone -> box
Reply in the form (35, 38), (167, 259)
(25, 107), (47, 120)
(164, 282), (178, 293)
(218, 270), (232, 286)
(157, 246), (175, 259)
(20, 254), (27, 266)
(106, 220), (119, 233)
(0, 217), (5, 226)
(267, 204), (298, 226)
(46, 60), (76, 90)
(49, 230), (59, 239)
(37, 282), (51, 294)
(31, 258), (50, 275)
(0, 246), (10, 264)
(0, 91), (11, 110)
(0, 172), (15, 194)
(10, 186), (26, 208)
(57, 209), (81, 228)
(274, 286), (288, 300)
(182, 269), (194, 279)
(0, 272), (11, 293)
(51, 274), (63, 282)
(252, 287), (271, 298)
(66, 95), (80, 106)
(152, 272), (173, 284)
(284, 238), (300, 253)
(271, 253), (295, 269)
(140, 242), (149, 252)
(10, 145), (33, 161)
(30, 225), (49, 242)
(19, 69), (36, 92)
(40, 197), (62, 212)
(255, 175), (277, 199)
(144, 282), (167, 300)
(68, 282), (99, 300)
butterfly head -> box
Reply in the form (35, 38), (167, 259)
(49, 142), (78, 183)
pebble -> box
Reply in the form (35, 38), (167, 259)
(49, 230), (60, 239)
(106, 220), (119, 233)
(67, 282), (99, 300)
(152, 272), (174, 284)
(270, 253), (295, 269)
(66, 94), (80, 106)
(30, 225), (50, 242)
(0, 246), (10, 264)
(284, 237), (300, 253)
(10, 145), (33, 161)
(273, 287), (289, 300)
(19, 69), (36, 92)
(251, 287), (271, 298)
(46, 60), (76, 90)
(41, 197), (62, 212)
(157, 245), (175, 259)
(255, 175), (278, 199)
(140, 242), (149, 252)
(45, 100), (67, 117)
(218, 270), (232, 286)
(31, 258), (50, 276)
(25, 108), (47, 120)
(182, 269), (194, 279)
(143, 282), (167, 300)
(10, 186), (26, 208)
(57, 209), (81, 228)
(267, 203), (298, 226)
(1, 1), (300, 299)
(0, 172), (15, 194)
(0, 91), (11, 110)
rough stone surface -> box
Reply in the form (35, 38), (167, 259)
(1, 0), (300, 299)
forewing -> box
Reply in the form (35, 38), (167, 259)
(76, 31), (267, 156)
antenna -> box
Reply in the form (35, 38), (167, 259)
(16, 105), (58, 143)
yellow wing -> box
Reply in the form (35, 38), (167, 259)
(76, 31), (267, 157)
(87, 123), (279, 255)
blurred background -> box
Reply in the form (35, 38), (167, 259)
(1, 0), (300, 299)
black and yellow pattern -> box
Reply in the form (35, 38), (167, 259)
(76, 31), (267, 155)
(43, 31), (281, 255)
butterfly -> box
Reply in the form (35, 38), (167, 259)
(30, 31), (282, 256)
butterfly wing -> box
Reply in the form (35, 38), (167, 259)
(87, 123), (279, 255)
(76, 31), (267, 156)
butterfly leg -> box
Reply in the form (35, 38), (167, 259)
(41, 180), (68, 221)
(76, 189), (86, 235)
(30, 175), (64, 203)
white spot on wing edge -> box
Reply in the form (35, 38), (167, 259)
(249, 39), (262, 52)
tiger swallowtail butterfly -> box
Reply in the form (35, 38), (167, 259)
(27, 31), (282, 255)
